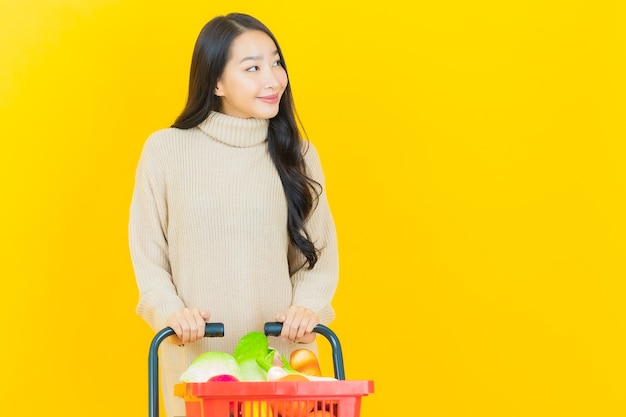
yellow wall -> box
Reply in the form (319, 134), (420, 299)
(1, 1), (625, 416)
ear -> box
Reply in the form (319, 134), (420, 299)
(214, 81), (224, 97)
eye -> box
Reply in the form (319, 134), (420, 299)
(246, 66), (260, 72)
(272, 60), (282, 67)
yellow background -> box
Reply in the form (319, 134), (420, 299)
(1, 1), (624, 416)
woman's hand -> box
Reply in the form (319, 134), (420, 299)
(166, 307), (211, 345)
(275, 305), (319, 344)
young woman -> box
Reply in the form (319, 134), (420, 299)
(129, 13), (338, 416)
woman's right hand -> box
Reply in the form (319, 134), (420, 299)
(165, 307), (211, 345)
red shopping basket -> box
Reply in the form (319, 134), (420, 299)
(148, 322), (374, 417)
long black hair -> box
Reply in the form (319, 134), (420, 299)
(172, 13), (320, 270)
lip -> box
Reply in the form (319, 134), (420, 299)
(258, 94), (280, 104)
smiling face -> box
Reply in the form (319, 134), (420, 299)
(214, 30), (288, 119)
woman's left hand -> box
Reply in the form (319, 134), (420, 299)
(275, 305), (319, 344)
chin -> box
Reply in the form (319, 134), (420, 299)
(254, 111), (280, 120)
(253, 104), (280, 119)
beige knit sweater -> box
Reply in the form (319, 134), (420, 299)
(129, 111), (338, 416)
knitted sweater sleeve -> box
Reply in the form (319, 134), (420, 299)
(129, 134), (186, 332)
(289, 142), (339, 325)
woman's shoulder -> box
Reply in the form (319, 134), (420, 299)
(136, 127), (198, 167)
(141, 126), (200, 152)
(144, 126), (194, 145)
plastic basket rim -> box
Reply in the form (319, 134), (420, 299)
(176, 380), (374, 399)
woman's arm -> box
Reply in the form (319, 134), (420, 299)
(279, 142), (339, 342)
(129, 135), (187, 333)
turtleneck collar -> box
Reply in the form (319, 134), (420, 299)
(198, 111), (269, 148)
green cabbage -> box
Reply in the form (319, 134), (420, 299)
(233, 331), (268, 362)
(238, 358), (267, 381)
(180, 331), (286, 382)
(232, 331), (272, 380)
(179, 351), (243, 382)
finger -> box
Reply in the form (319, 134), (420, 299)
(293, 320), (307, 341)
(282, 306), (311, 341)
(294, 308), (312, 338)
(197, 310), (211, 341)
(296, 317), (314, 340)
(299, 317), (318, 340)
(291, 309), (319, 342)
(170, 323), (184, 344)
(280, 317), (292, 341)
(277, 307), (293, 340)
(287, 312), (306, 341)
(179, 319), (190, 343)
(170, 310), (185, 342)
(295, 317), (310, 340)
(187, 309), (205, 343)
(195, 313), (206, 341)
(279, 313), (295, 341)
(179, 309), (197, 343)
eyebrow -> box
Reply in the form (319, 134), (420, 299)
(239, 50), (280, 64)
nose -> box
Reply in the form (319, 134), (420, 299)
(264, 70), (280, 89)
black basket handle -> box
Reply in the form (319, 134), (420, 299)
(148, 322), (346, 417)
(263, 322), (346, 380)
(148, 323), (225, 417)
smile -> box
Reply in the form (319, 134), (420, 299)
(258, 94), (280, 104)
